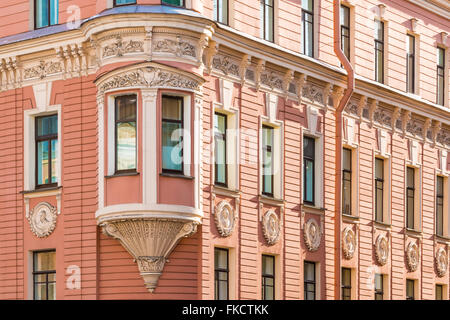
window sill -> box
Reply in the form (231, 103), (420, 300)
(105, 172), (140, 178)
(373, 220), (391, 230)
(160, 172), (194, 180)
(259, 194), (285, 207)
(302, 203), (326, 216)
(21, 185), (62, 195)
(342, 214), (360, 222)
(434, 234), (450, 243)
(405, 227), (423, 237)
(213, 185), (241, 198)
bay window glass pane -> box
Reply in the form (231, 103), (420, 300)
(51, 139), (58, 183)
(37, 140), (49, 185)
(162, 122), (182, 171)
(162, 0), (183, 6)
(116, 122), (136, 171)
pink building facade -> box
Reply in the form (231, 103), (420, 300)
(0, 0), (449, 300)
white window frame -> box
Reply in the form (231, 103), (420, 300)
(342, 144), (359, 217)
(302, 129), (323, 208)
(405, 163), (422, 231)
(373, 154), (391, 224)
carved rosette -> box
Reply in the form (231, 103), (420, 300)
(101, 218), (198, 292)
(214, 200), (237, 237)
(375, 234), (389, 266)
(406, 241), (420, 272)
(27, 202), (58, 238)
(303, 218), (321, 252)
(262, 210), (281, 245)
(435, 248), (448, 277)
(342, 226), (357, 260)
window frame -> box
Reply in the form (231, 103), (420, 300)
(406, 279), (415, 300)
(261, 0), (274, 43)
(262, 255), (275, 300)
(214, 112), (228, 187)
(33, 250), (56, 300)
(375, 158), (384, 222)
(303, 136), (316, 205)
(342, 147), (352, 216)
(35, 114), (58, 189)
(161, 95), (185, 175)
(214, 0), (229, 25)
(374, 20), (385, 84)
(375, 274), (384, 300)
(436, 175), (444, 236)
(437, 47), (445, 106)
(341, 267), (352, 300)
(406, 167), (415, 230)
(302, 0), (314, 57)
(262, 125), (275, 197)
(214, 248), (229, 300)
(114, 95), (138, 174)
(406, 34), (416, 93)
(113, 0), (137, 6)
(34, 0), (58, 30)
(340, 5), (350, 61)
(304, 261), (316, 300)
(436, 284), (444, 300)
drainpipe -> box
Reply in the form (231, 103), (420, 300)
(333, 0), (354, 300)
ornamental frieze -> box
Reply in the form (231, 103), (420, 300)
(24, 60), (62, 80)
(260, 71), (283, 91)
(214, 200), (237, 237)
(406, 240), (420, 272)
(373, 108), (392, 128)
(27, 202), (58, 238)
(302, 83), (325, 105)
(153, 36), (196, 58)
(212, 55), (240, 77)
(435, 247), (448, 277)
(342, 226), (356, 260)
(103, 35), (144, 58)
(406, 118), (424, 138)
(262, 210), (281, 246)
(374, 234), (389, 266)
(303, 218), (321, 252)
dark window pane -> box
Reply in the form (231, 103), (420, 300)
(37, 114), (58, 136)
(214, 113), (227, 185)
(33, 251), (56, 300)
(262, 126), (274, 195)
(162, 0), (183, 6)
(343, 148), (352, 171)
(51, 139), (58, 183)
(115, 0), (136, 4)
(436, 285), (443, 300)
(375, 158), (384, 180)
(406, 280), (415, 300)
(214, 248), (229, 300)
(304, 159), (314, 203)
(407, 167), (415, 188)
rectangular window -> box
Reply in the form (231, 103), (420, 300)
(33, 250), (56, 300)
(260, 0), (274, 42)
(162, 96), (184, 173)
(406, 167), (415, 229)
(341, 268), (352, 300)
(115, 95), (137, 173)
(35, 0), (58, 29)
(303, 137), (315, 204)
(406, 35), (415, 93)
(437, 47), (445, 106)
(215, 113), (227, 186)
(342, 148), (352, 215)
(302, 0), (314, 57)
(436, 176), (444, 236)
(340, 5), (350, 61)
(406, 279), (415, 300)
(162, 0), (184, 7)
(375, 158), (384, 222)
(214, 248), (229, 300)
(113, 0), (136, 6)
(36, 114), (58, 187)
(436, 284), (443, 300)
(304, 261), (316, 300)
(374, 20), (385, 83)
(214, 0), (228, 25)
(262, 255), (275, 300)
(375, 274), (384, 300)
(262, 126), (274, 197)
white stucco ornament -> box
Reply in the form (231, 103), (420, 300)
(262, 210), (281, 245)
(435, 247), (448, 277)
(303, 218), (321, 252)
(375, 234), (389, 266)
(406, 241), (420, 272)
(342, 226), (357, 260)
(214, 200), (237, 237)
(28, 202), (57, 238)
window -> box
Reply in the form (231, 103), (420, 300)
(215, 113), (227, 186)
(342, 148), (352, 215)
(302, 0), (314, 57)
(33, 250), (56, 300)
(35, 0), (58, 29)
(214, 248), (229, 300)
(113, 0), (136, 6)
(304, 261), (316, 300)
(374, 20), (385, 83)
(35, 114), (58, 188)
(406, 167), (415, 229)
(214, 0), (228, 25)
(340, 5), (350, 61)
(262, 255), (275, 300)
(375, 274), (384, 300)
(406, 35), (415, 93)
(162, 96), (184, 173)
(260, 0), (274, 42)
(341, 268), (351, 300)
(303, 137), (315, 204)
(406, 279), (415, 300)
(115, 95), (137, 173)
(262, 126), (274, 197)
(162, 0), (184, 7)
(436, 284), (443, 300)
(375, 158), (384, 222)
(437, 47), (445, 106)
(436, 176), (444, 236)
